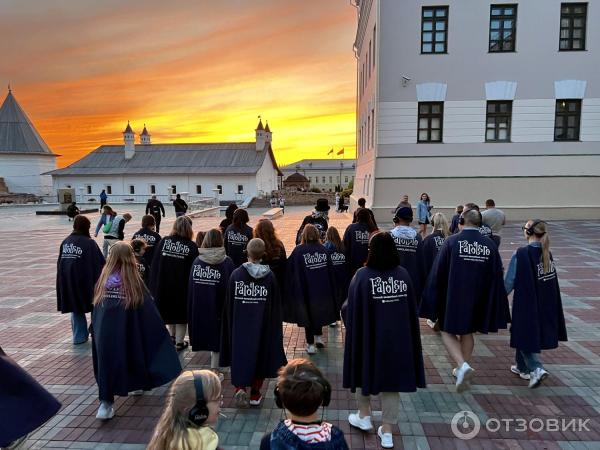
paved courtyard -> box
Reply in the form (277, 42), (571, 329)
(1, 205), (600, 449)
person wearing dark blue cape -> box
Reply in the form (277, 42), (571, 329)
(188, 228), (235, 372)
(390, 207), (425, 300)
(220, 238), (287, 408)
(325, 226), (349, 315)
(343, 232), (425, 450)
(0, 346), (61, 447)
(286, 224), (338, 355)
(253, 219), (287, 299)
(132, 214), (161, 267)
(91, 242), (182, 420)
(57, 215), (105, 344)
(149, 216), (199, 351)
(295, 199), (330, 244)
(224, 208), (254, 267)
(463, 202), (501, 246)
(343, 208), (377, 277)
(420, 209), (510, 393)
(449, 205), (463, 234)
(505, 220), (567, 389)
(131, 238), (150, 285)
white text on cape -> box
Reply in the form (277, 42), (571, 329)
(235, 281), (268, 297)
(370, 276), (408, 296)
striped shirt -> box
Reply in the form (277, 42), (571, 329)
(285, 419), (332, 443)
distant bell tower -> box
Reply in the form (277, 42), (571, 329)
(140, 124), (151, 145)
(123, 122), (136, 159)
(264, 121), (272, 146)
(255, 117), (265, 151)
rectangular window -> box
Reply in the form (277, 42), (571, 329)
(371, 108), (375, 147)
(417, 102), (444, 143)
(322, 176), (326, 183)
(308, 177), (312, 182)
(217, 184), (223, 195)
(554, 99), (581, 141)
(150, 184), (156, 194)
(367, 115), (371, 149)
(106, 185), (112, 195)
(421, 6), (449, 54)
(129, 185), (135, 195)
(373, 25), (376, 68)
(196, 185), (202, 194)
(489, 4), (517, 52)
(171, 185), (177, 194)
(560, 3), (587, 51)
(237, 185), (244, 194)
(329, 176), (333, 183)
(345, 176), (349, 183)
(486, 101), (512, 142)
(86, 185), (92, 194)
(368, 41), (372, 78)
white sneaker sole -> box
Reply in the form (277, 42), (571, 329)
(348, 414), (373, 431)
(95, 409), (114, 420)
(456, 367), (474, 393)
(529, 371), (549, 389)
(510, 366), (531, 380)
(378, 427), (394, 449)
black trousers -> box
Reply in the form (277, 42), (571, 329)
(153, 214), (162, 233)
(304, 326), (322, 344)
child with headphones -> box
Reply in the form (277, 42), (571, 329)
(148, 370), (223, 450)
(504, 220), (567, 388)
(261, 358), (349, 450)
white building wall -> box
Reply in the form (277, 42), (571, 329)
(255, 153), (279, 196)
(0, 155), (56, 197)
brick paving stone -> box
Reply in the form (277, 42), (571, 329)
(0, 207), (599, 448)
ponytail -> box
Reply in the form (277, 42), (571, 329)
(530, 220), (551, 273)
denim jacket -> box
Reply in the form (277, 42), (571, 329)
(261, 421), (349, 450)
(416, 200), (430, 222)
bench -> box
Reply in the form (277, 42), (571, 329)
(262, 207), (284, 220)
(187, 206), (221, 218)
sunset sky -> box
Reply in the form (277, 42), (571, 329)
(0, 0), (357, 167)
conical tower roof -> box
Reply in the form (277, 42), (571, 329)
(265, 121), (271, 133)
(256, 118), (264, 131)
(0, 89), (55, 155)
(123, 121), (134, 134)
(141, 124), (150, 136)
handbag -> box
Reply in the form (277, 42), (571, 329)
(102, 220), (113, 234)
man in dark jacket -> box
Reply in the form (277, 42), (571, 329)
(173, 194), (188, 217)
(145, 195), (165, 233)
(352, 197), (377, 228)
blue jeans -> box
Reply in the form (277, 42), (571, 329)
(515, 349), (543, 373)
(71, 312), (89, 344)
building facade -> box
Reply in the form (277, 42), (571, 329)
(47, 120), (281, 204)
(0, 89), (57, 197)
(280, 159), (356, 192)
(352, 0), (600, 220)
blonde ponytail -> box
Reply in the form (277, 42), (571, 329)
(531, 220), (551, 273)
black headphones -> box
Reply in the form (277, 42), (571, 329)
(188, 372), (210, 426)
(525, 219), (547, 236)
(274, 371), (332, 410)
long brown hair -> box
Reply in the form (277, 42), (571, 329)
(170, 216), (194, 240)
(148, 370), (221, 450)
(528, 220), (551, 273)
(201, 229), (224, 248)
(325, 226), (344, 252)
(254, 219), (284, 260)
(301, 224), (321, 244)
(93, 242), (146, 309)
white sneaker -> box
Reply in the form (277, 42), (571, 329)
(306, 344), (316, 355)
(130, 390), (144, 396)
(455, 362), (474, 393)
(95, 401), (114, 420)
(528, 367), (549, 389)
(426, 319), (437, 329)
(348, 412), (373, 431)
(377, 426), (394, 449)
(452, 368), (457, 378)
(510, 365), (531, 380)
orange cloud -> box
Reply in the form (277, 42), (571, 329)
(0, 0), (358, 167)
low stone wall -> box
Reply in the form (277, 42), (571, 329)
(187, 206), (221, 218)
(271, 190), (337, 206)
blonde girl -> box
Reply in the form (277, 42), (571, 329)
(148, 370), (222, 450)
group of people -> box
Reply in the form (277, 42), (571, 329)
(3, 194), (567, 450)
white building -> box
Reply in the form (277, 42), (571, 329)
(280, 159), (356, 192)
(47, 119), (281, 203)
(0, 88), (57, 197)
(352, 0), (600, 220)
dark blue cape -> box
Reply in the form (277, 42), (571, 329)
(343, 222), (371, 276)
(420, 229), (510, 335)
(220, 266), (287, 386)
(0, 347), (61, 447)
(56, 233), (105, 314)
(325, 242), (349, 311)
(91, 291), (182, 400)
(149, 236), (199, 324)
(132, 228), (162, 266)
(392, 232), (425, 299)
(510, 246), (567, 352)
(224, 224), (254, 268)
(263, 245), (287, 298)
(284, 243), (338, 327)
(343, 267), (426, 395)
(295, 215), (329, 244)
(421, 231), (446, 286)
(135, 255), (150, 285)
(187, 256), (235, 352)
